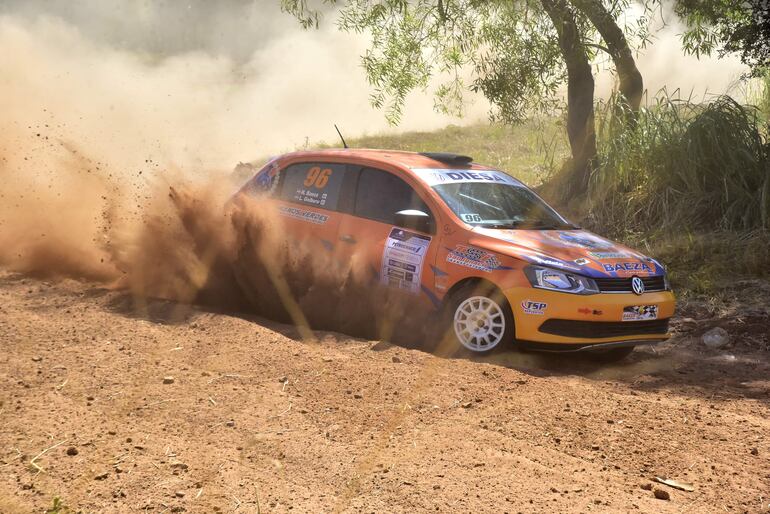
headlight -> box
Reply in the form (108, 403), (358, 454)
(524, 265), (599, 295)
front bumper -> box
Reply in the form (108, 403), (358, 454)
(505, 287), (676, 347)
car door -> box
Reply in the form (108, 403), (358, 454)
(334, 165), (441, 309)
(272, 161), (347, 255)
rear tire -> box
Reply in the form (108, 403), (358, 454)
(442, 282), (514, 354)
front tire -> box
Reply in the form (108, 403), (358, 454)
(444, 282), (514, 353)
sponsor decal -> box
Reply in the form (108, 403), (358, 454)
(253, 162), (280, 193)
(589, 251), (629, 260)
(622, 305), (658, 321)
(602, 262), (654, 274)
(381, 228), (431, 294)
(412, 168), (523, 187)
(525, 254), (581, 271)
(278, 205), (328, 224)
(521, 300), (547, 315)
(574, 258), (589, 265)
(578, 307), (603, 316)
(446, 245), (502, 272)
(542, 231), (614, 250)
(391, 240), (425, 255)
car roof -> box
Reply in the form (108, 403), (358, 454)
(275, 148), (495, 171)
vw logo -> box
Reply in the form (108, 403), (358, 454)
(631, 276), (645, 295)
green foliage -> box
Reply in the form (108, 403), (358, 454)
(674, 0), (770, 73)
(282, 0), (651, 126)
(756, 70), (770, 120)
(314, 119), (569, 185)
(742, 69), (770, 123)
(45, 497), (73, 514)
(282, 0), (568, 124)
(604, 227), (770, 296)
(586, 94), (770, 236)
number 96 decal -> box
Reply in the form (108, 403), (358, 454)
(304, 166), (332, 188)
(462, 213), (482, 223)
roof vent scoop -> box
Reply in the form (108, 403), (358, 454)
(419, 152), (473, 166)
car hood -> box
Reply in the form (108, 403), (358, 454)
(469, 227), (665, 278)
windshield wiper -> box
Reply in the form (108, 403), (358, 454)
(522, 222), (580, 230)
(477, 221), (579, 230)
(478, 223), (517, 229)
(457, 193), (505, 213)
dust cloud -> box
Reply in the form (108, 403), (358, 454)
(0, 0), (483, 279)
(0, 3), (457, 344)
(593, 6), (749, 101)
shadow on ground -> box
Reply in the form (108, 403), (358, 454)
(471, 341), (770, 405)
(24, 270), (762, 409)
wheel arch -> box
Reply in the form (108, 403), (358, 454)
(442, 276), (517, 349)
(443, 277), (505, 305)
(443, 277), (515, 326)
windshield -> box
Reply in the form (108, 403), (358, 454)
(432, 182), (575, 230)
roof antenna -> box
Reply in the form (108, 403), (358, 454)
(334, 124), (349, 149)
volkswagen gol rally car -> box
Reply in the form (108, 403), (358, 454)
(234, 149), (675, 359)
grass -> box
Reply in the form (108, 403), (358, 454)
(613, 229), (770, 297)
(745, 69), (770, 123)
(588, 95), (770, 235)
(45, 497), (73, 514)
(315, 119), (569, 186)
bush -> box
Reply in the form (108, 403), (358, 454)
(586, 94), (770, 236)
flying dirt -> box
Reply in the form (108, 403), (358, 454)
(1, 5), (769, 514)
(0, 13), (466, 343)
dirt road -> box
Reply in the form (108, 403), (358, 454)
(1, 271), (768, 513)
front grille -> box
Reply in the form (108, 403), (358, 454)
(539, 318), (670, 339)
(594, 275), (666, 293)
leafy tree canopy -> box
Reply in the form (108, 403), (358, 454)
(282, 0), (649, 125)
(676, 0), (770, 74)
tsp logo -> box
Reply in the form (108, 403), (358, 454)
(521, 300), (547, 315)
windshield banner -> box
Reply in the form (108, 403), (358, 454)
(412, 168), (523, 187)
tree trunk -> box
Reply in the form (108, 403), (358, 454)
(572, 0), (644, 112)
(541, 0), (597, 195)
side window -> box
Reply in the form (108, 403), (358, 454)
(279, 162), (346, 211)
(354, 167), (433, 226)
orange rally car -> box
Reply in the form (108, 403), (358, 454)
(234, 149), (675, 359)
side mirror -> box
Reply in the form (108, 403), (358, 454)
(394, 209), (433, 234)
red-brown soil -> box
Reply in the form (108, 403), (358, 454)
(1, 272), (768, 513)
